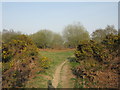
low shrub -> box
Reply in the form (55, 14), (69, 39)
(102, 34), (120, 55)
(2, 34), (50, 88)
(72, 34), (120, 88)
(74, 40), (108, 62)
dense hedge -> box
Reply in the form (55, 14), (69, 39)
(2, 35), (50, 88)
(74, 34), (119, 67)
(75, 40), (108, 62)
(73, 34), (120, 88)
(102, 34), (120, 55)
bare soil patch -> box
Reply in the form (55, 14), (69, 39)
(52, 60), (67, 88)
(60, 62), (75, 88)
(52, 60), (75, 88)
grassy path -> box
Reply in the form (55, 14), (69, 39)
(25, 49), (74, 88)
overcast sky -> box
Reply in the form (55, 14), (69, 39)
(2, 2), (118, 34)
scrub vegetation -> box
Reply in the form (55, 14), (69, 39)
(1, 23), (119, 88)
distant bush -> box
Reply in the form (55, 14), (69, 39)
(91, 25), (117, 43)
(30, 29), (64, 49)
(63, 22), (90, 48)
(2, 29), (21, 43)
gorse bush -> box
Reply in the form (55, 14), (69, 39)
(74, 34), (119, 67)
(73, 33), (119, 88)
(2, 35), (37, 63)
(102, 34), (120, 54)
(2, 34), (50, 88)
(39, 56), (50, 69)
(75, 40), (108, 62)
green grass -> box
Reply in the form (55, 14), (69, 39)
(25, 50), (74, 88)
(26, 76), (47, 88)
(40, 50), (74, 78)
(68, 56), (80, 69)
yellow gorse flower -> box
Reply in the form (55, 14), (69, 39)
(3, 51), (6, 54)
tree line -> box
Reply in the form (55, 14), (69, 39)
(1, 22), (118, 49)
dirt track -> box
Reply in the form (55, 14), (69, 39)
(60, 61), (75, 88)
(52, 60), (74, 88)
(52, 60), (67, 88)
